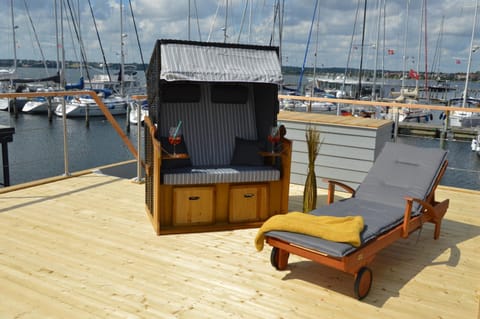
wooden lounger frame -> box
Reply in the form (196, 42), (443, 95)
(266, 160), (449, 300)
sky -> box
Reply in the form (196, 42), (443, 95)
(1, 0), (480, 74)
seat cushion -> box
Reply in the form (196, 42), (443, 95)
(162, 165), (280, 185)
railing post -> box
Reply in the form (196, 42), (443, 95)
(125, 100), (131, 133)
(47, 97), (53, 122)
(135, 100), (143, 183)
(61, 98), (70, 176)
(393, 106), (399, 142)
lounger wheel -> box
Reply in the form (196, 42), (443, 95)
(354, 267), (372, 300)
(270, 247), (280, 269)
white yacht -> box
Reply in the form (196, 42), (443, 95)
(55, 90), (128, 117)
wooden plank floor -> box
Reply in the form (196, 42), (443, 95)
(0, 173), (479, 318)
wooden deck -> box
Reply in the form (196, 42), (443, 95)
(0, 173), (479, 318)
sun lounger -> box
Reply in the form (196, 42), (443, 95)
(258, 142), (449, 299)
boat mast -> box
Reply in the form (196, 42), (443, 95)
(10, 0), (17, 76)
(296, 0), (319, 95)
(423, 0), (429, 101)
(371, 0), (383, 101)
(120, 0), (125, 97)
(415, 0), (425, 100)
(462, 0), (479, 108)
(357, 0), (367, 99)
(400, 0), (410, 100)
(55, 0), (60, 73)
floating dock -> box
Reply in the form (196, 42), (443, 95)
(398, 122), (478, 140)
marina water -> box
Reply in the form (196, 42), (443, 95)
(1, 68), (479, 190)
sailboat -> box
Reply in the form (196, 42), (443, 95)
(387, 0), (433, 123)
(55, 0), (136, 118)
(0, 0), (18, 112)
(448, 0), (480, 128)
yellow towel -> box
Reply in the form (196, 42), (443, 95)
(255, 212), (364, 251)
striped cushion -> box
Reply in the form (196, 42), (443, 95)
(158, 83), (257, 166)
(162, 166), (280, 185)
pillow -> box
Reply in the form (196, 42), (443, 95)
(159, 136), (192, 169)
(230, 137), (264, 166)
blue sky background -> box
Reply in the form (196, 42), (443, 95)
(1, 0), (479, 73)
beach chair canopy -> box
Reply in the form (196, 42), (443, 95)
(152, 39), (283, 84)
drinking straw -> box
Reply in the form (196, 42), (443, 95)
(174, 120), (182, 137)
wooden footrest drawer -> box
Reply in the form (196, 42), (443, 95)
(229, 184), (268, 223)
(173, 187), (215, 225)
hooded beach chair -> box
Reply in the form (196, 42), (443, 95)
(256, 142), (449, 300)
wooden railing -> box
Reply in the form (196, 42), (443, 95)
(0, 90), (141, 181)
(278, 94), (480, 114)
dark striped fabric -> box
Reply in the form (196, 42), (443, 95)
(162, 166), (280, 185)
(159, 42), (283, 84)
(159, 84), (257, 166)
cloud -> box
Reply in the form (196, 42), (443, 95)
(0, 0), (479, 74)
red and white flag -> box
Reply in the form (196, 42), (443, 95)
(409, 69), (420, 80)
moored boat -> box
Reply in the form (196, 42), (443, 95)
(448, 97), (480, 127)
(54, 89), (128, 117)
(128, 99), (148, 125)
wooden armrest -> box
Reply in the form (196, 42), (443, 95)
(404, 196), (449, 221)
(402, 196), (450, 238)
(323, 179), (356, 204)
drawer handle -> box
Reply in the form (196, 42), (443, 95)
(244, 193), (255, 198)
(189, 196), (200, 201)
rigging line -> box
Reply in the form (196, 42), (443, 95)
(269, 0), (279, 46)
(431, 16), (444, 77)
(296, 0), (319, 95)
(248, 0), (252, 43)
(207, 1), (221, 42)
(64, 0), (92, 83)
(22, 0), (48, 75)
(128, 0), (146, 72)
(224, 0), (228, 43)
(87, 0), (111, 81)
(342, 0), (361, 100)
(279, 0), (284, 62)
(424, 0), (429, 98)
(63, 0), (80, 72)
(193, 0), (202, 41)
(237, 0), (249, 43)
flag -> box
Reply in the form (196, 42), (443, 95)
(455, 59), (461, 64)
(409, 69), (420, 80)
(387, 49), (395, 55)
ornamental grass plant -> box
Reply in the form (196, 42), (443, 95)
(303, 126), (321, 213)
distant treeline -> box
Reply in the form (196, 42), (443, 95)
(1, 59), (478, 81)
